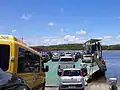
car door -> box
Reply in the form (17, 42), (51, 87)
(17, 47), (34, 88)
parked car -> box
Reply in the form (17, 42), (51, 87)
(52, 52), (60, 61)
(42, 54), (50, 63)
(82, 54), (92, 63)
(0, 68), (31, 90)
(60, 52), (65, 57)
(65, 52), (72, 56)
(59, 68), (85, 90)
(57, 56), (75, 76)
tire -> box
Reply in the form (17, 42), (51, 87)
(15, 85), (29, 90)
(59, 88), (62, 90)
(73, 65), (75, 68)
(81, 88), (84, 90)
(42, 82), (45, 90)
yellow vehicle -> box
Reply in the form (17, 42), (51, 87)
(0, 35), (49, 90)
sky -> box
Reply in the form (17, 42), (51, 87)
(1, 0), (120, 46)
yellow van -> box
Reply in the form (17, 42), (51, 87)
(0, 35), (49, 90)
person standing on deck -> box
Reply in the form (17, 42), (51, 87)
(90, 54), (94, 75)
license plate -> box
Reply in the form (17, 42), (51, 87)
(69, 86), (76, 88)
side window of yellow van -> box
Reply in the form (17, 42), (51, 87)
(18, 48), (40, 73)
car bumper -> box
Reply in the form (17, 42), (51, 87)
(59, 84), (84, 90)
(52, 58), (59, 60)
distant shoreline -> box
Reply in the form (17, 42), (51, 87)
(31, 43), (120, 51)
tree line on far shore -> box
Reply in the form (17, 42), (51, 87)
(31, 43), (120, 51)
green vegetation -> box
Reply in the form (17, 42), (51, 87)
(31, 44), (120, 51)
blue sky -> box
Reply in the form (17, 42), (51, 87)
(0, 0), (120, 46)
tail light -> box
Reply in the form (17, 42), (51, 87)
(92, 55), (94, 60)
(58, 65), (61, 69)
(62, 72), (64, 75)
(80, 71), (82, 75)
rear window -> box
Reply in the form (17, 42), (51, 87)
(0, 45), (10, 71)
(60, 58), (72, 61)
(66, 53), (71, 54)
(63, 70), (80, 76)
(84, 55), (91, 57)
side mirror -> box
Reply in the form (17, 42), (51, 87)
(42, 65), (49, 72)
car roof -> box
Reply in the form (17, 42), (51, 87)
(65, 52), (72, 54)
(53, 52), (59, 55)
(60, 56), (73, 58)
(83, 54), (91, 56)
(63, 68), (80, 71)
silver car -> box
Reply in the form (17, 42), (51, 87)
(59, 68), (85, 90)
(57, 56), (75, 76)
(52, 53), (60, 61)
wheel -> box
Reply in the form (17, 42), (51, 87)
(81, 88), (84, 90)
(59, 88), (62, 90)
(73, 65), (75, 68)
(42, 82), (45, 90)
(15, 85), (29, 90)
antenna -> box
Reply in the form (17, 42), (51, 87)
(21, 36), (24, 41)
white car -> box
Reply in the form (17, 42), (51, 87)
(82, 54), (92, 63)
(59, 68), (85, 90)
(57, 56), (75, 76)
(65, 52), (72, 56)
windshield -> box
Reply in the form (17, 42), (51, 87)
(0, 45), (10, 71)
(60, 58), (72, 61)
(63, 70), (80, 76)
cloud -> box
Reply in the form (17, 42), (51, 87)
(103, 36), (113, 39)
(48, 22), (55, 27)
(76, 30), (87, 35)
(95, 37), (103, 40)
(25, 35), (86, 46)
(21, 13), (32, 20)
(64, 35), (77, 41)
(11, 29), (16, 32)
(116, 35), (120, 39)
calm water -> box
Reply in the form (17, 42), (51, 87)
(103, 51), (120, 83)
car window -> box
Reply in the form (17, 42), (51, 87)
(60, 58), (72, 61)
(66, 53), (71, 54)
(84, 55), (91, 57)
(18, 48), (40, 73)
(0, 45), (10, 71)
(63, 70), (80, 76)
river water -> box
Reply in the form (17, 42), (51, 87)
(103, 50), (120, 83)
